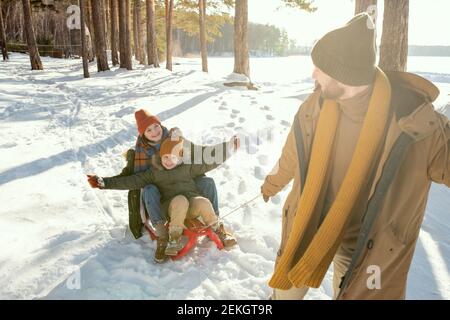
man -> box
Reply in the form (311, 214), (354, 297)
(261, 13), (450, 300)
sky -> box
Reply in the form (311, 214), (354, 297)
(247, 0), (450, 46)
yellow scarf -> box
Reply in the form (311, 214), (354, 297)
(269, 67), (392, 290)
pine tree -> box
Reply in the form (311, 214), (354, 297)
(280, 0), (316, 11)
(146, 0), (159, 67)
(0, 0), (8, 60)
(86, 0), (95, 53)
(79, 0), (90, 78)
(379, 0), (409, 71)
(133, 0), (145, 64)
(233, 0), (249, 77)
(165, 0), (174, 71)
(91, 0), (109, 71)
(198, 0), (207, 72)
(103, 0), (109, 47)
(21, 0), (42, 70)
(119, 0), (132, 69)
(110, 0), (119, 66)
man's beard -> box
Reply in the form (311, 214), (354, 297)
(317, 82), (345, 100)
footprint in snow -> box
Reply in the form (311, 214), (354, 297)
(223, 169), (233, 179)
(266, 115), (275, 121)
(227, 122), (236, 128)
(238, 117), (245, 123)
(230, 114), (237, 119)
(82, 192), (95, 202)
(238, 180), (247, 194)
(0, 142), (17, 149)
(243, 206), (252, 225)
(254, 166), (266, 180)
(109, 227), (125, 239)
(257, 154), (269, 166)
(232, 109), (240, 114)
(219, 106), (228, 111)
(269, 209), (280, 219)
(271, 195), (281, 205)
(281, 120), (291, 127)
(227, 192), (236, 202)
(113, 202), (122, 208)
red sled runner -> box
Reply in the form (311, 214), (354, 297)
(144, 219), (224, 260)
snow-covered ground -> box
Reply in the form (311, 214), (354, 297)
(0, 53), (449, 300)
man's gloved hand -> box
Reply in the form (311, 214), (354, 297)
(261, 186), (270, 203)
(87, 175), (104, 189)
(229, 135), (240, 151)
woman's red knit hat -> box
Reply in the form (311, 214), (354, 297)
(134, 109), (161, 135)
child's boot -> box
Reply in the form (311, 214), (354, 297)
(154, 222), (168, 263)
(165, 227), (184, 256)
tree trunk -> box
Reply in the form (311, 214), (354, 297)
(355, 0), (377, 14)
(379, 0), (409, 72)
(86, 0), (95, 54)
(133, 0), (145, 64)
(146, 0), (159, 67)
(0, 0), (8, 60)
(125, 0), (132, 67)
(110, 0), (119, 65)
(119, 0), (132, 69)
(79, 0), (90, 78)
(133, 0), (139, 61)
(138, 1), (146, 64)
(91, 0), (109, 71)
(21, 0), (42, 70)
(233, 0), (249, 78)
(103, 0), (109, 48)
(199, 0), (207, 72)
(165, 0), (174, 71)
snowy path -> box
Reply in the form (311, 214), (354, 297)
(0, 53), (449, 299)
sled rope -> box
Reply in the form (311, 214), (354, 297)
(192, 193), (261, 231)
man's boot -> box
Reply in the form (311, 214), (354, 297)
(214, 222), (237, 248)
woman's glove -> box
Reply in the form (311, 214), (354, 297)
(87, 175), (105, 188)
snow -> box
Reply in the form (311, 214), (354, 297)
(0, 53), (449, 300)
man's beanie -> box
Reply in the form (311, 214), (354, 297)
(135, 109), (161, 135)
(311, 13), (377, 86)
